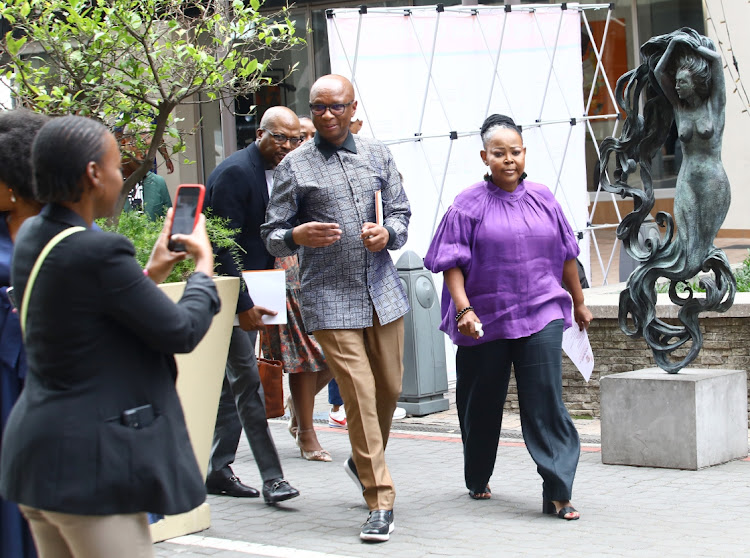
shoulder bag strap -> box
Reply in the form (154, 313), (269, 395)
(20, 226), (86, 336)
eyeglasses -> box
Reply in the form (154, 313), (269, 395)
(261, 130), (301, 147)
(309, 101), (355, 116)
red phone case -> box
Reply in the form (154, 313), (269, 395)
(169, 184), (206, 251)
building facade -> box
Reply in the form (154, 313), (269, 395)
(97, 0), (750, 236)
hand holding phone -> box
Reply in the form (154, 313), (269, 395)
(145, 204), (214, 283)
(168, 184), (205, 252)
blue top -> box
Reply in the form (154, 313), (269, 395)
(1, 213), (26, 430)
(0, 213), (36, 558)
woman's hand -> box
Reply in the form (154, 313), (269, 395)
(573, 302), (593, 331)
(444, 268), (483, 340)
(144, 208), (214, 283)
(144, 207), (188, 283)
(457, 309), (483, 340)
(170, 213), (214, 277)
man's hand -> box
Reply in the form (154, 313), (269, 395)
(292, 222), (342, 248)
(360, 222), (388, 252)
(237, 306), (278, 331)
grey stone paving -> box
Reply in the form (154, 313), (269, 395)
(154, 413), (750, 558)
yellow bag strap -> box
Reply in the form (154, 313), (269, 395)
(20, 226), (86, 337)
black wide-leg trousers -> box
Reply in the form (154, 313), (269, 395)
(455, 319), (580, 501)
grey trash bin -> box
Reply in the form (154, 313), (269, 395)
(396, 251), (449, 416)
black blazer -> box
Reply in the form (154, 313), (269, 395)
(205, 142), (275, 314)
(0, 204), (221, 515)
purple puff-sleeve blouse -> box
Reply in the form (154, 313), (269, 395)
(424, 179), (580, 346)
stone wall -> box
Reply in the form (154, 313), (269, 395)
(502, 291), (750, 420)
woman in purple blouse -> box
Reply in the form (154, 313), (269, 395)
(424, 114), (592, 520)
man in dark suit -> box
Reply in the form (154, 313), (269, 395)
(205, 106), (301, 504)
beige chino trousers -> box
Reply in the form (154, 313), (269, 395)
(314, 313), (404, 511)
(20, 505), (153, 558)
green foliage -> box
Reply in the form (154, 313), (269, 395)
(1, 0), (304, 202)
(734, 251), (750, 292)
(97, 209), (243, 284)
(655, 250), (750, 294)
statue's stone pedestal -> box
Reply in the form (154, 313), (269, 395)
(601, 368), (748, 470)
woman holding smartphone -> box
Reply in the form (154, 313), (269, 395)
(0, 115), (219, 558)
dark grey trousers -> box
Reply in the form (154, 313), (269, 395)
(208, 327), (283, 482)
(455, 319), (579, 501)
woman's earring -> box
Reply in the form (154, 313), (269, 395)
(9, 189), (16, 203)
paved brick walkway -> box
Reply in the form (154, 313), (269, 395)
(154, 399), (750, 557)
(150, 235), (750, 556)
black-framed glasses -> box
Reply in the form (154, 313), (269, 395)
(309, 101), (355, 116)
(261, 130), (301, 147)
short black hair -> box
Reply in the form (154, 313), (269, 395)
(0, 109), (50, 201)
(480, 114), (523, 147)
(32, 115), (109, 203)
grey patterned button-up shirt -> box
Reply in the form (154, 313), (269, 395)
(261, 133), (411, 332)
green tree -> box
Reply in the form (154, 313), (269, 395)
(0, 0), (302, 210)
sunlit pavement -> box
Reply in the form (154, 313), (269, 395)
(154, 408), (750, 557)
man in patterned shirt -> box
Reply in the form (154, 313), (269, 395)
(261, 75), (411, 543)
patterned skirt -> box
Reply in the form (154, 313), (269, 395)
(261, 255), (328, 374)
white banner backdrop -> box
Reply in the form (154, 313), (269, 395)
(327, 4), (589, 264)
(327, 4), (594, 378)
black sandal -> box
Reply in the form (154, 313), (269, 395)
(543, 498), (579, 520)
(468, 485), (491, 500)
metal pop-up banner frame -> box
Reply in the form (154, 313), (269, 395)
(326, 2), (623, 286)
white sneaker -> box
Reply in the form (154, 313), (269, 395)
(393, 407), (406, 420)
(328, 406), (347, 428)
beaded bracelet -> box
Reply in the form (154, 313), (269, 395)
(455, 306), (474, 322)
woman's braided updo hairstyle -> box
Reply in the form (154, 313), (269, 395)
(32, 115), (110, 203)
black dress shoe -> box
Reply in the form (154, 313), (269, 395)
(262, 478), (300, 505)
(206, 473), (259, 498)
(344, 456), (364, 491)
(360, 510), (394, 542)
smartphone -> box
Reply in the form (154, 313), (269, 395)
(168, 184), (205, 252)
(121, 404), (155, 429)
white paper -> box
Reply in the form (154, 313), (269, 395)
(562, 325), (594, 382)
(240, 269), (287, 325)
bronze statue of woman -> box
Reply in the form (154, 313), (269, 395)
(598, 27), (735, 373)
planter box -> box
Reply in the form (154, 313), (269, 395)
(149, 276), (239, 542)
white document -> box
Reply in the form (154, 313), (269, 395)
(240, 269), (287, 325)
(562, 325), (594, 382)
(375, 190), (383, 226)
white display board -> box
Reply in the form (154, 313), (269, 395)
(327, 3), (616, 378)
(327, 4), (597, 273)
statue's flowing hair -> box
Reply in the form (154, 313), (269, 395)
(597, 27), (736, 373)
